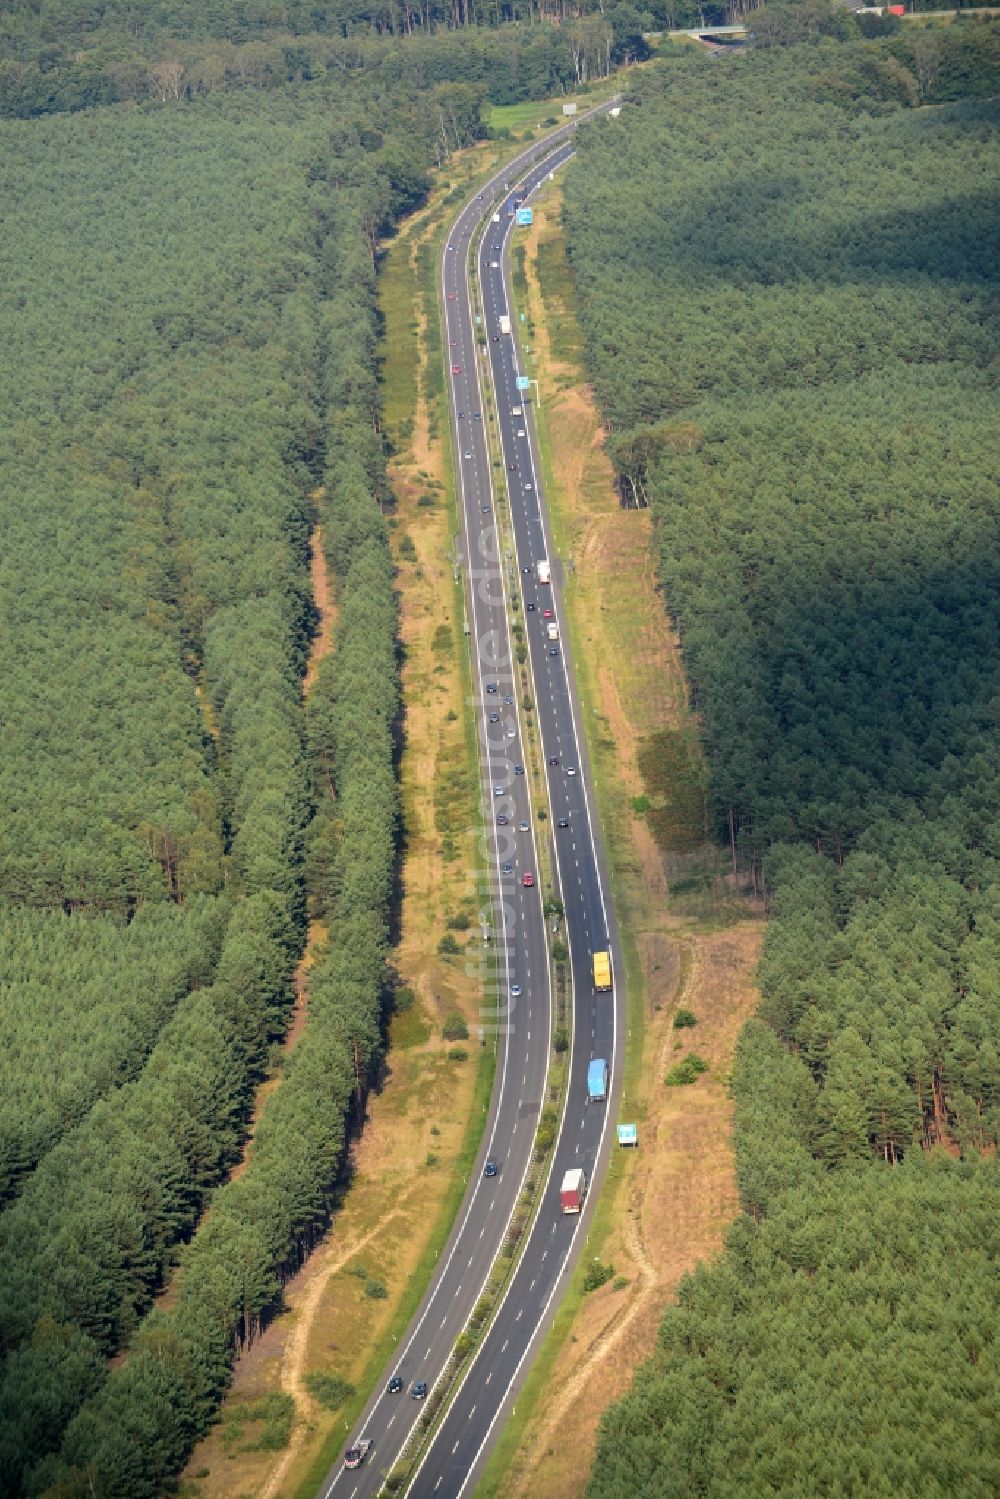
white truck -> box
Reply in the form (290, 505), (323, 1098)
(547, 621), (559, 641)
(560, 1167), (586, 1214)
(499, 314), (511, 335)
(537, 559), (550, 585)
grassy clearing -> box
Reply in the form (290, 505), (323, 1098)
(474, 176), (764, 1499)
(488, 80), (620, 139)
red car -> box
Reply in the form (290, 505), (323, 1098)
(522, 872), (535, 888)
(542, 608), (553, 619)
(452, 365), (461, 375)
(447, 291), (456, 300)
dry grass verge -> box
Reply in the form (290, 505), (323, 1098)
(487, 178), (764, 1499)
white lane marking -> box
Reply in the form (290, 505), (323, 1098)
(403, 117), (613, 1498)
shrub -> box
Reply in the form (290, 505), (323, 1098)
(222, 1393), (295, 1453)
(554, 1025), (569, 1053)
(304, 1372), (355, 1411)
(673, 1007), (697, 1029)
(665, 1053), (709, 1087)
(446, 911), (471, 930)
(437, 933), (461, 956)
(442, 1010), (469, 1041)
(583, 1260), (615, 1294)
(453, 1329), (477, 1362)
(447, 1046), (468, 1062)
(394, 985), (416, 1013)
(364, 1279), (388, 1300)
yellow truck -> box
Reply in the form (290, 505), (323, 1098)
(592, 950), (612, 992)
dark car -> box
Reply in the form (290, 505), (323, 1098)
(548, 755), (560, 766)
(502, 862), (513, 875)
(527, 601), (536, 611)
(503, 694), (514, 705)
(522, 566), (531, 574)
(489, 711), (500, 723)
(514, 764), (524, 776)
(387, 1376), (404, 1394)
(411, 1382), (428, 1399)
(548, 645), (559, 656)
(486, 682), (498, 694)
(557, 816), (569, 828)
(484, 1159), (498, 1178)
(344, 1439), (372, 1470)
(497, 814), (508, 826)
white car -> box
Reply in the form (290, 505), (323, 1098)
(516, 428), (525, 437)
(490, 260), (500, 268)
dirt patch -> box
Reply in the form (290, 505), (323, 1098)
(303, 514), (336, 698)
(493, 180), (764, 1499)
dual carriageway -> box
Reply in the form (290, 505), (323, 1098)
(321, 100), (624, 1499)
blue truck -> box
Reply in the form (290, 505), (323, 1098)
(587, 1058), (609, 1103)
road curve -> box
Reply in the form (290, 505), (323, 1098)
(407, 113), (624, 1499)
(316, 100), (622, 1499)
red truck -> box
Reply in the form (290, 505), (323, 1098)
(559, 1167), (586, 1214)
(344, 1438), (372, 1470)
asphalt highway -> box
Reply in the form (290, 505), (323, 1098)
(317, 100), (622, 1499)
